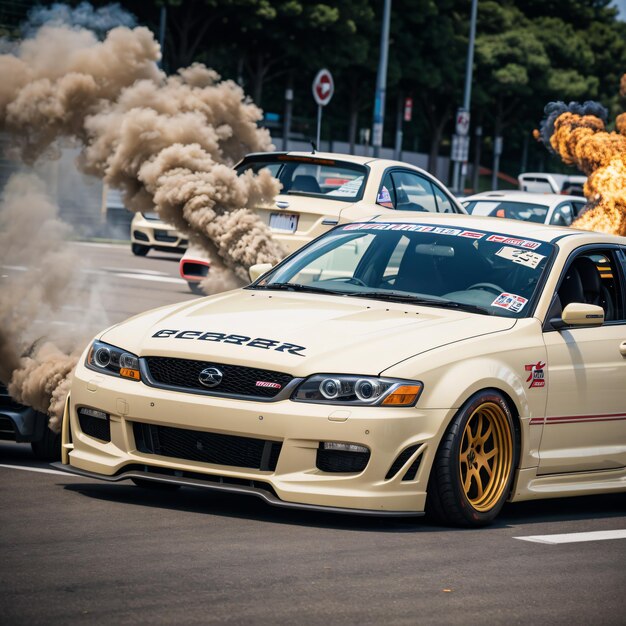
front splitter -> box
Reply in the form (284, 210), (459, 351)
(51, 462), (423, 518)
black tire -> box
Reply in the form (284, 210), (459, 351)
(188, 281), (205, 295)
(131, 243), (150, 256)
(426, 390), (518, 527)
(131, 477), (181, 491)
(31, 426), (61, 462)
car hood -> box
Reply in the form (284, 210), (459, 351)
(100, 290), (516, 376)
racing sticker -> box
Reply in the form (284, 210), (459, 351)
(377, 185), (393, 206)
(495, 246), (545, 269)
(491, 292), (528, 313)
(486, 235), (541, 250)
(342, 223), (485, 239)
(525, 361), (546, 388)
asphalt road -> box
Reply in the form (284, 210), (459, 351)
(1, 242), (625, 625)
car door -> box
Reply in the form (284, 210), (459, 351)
(538, 247), (626, 474)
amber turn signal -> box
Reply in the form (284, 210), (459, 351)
(382, 384), (423, 406)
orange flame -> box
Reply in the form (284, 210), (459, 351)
(543, 76), (626, 235)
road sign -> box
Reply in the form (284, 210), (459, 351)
(403, 97), (413, 122)
(451, 134), (470, 162)
(456, 108), (470, 136)
(312, 69), (334, 107)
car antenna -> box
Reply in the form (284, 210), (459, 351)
(310, 140), (317, 154)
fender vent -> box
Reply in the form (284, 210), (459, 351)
(385, 445), (420, 480)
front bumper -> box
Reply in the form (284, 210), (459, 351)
(131, 221), (188, 251)
(61, 360), (453, 515)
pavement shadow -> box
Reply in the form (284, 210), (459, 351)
(61, 479), (625, 534)
(61, 481), (432, 533)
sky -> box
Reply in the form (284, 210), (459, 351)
(613, 0), (626, 19)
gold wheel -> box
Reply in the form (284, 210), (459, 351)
(459, 401), (513, 512)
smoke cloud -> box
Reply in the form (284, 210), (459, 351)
(0, 21), (286, 431)
(536, 89), (626, 235)
(0, 173), (108, 431)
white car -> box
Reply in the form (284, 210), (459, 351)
(462, 191), (587, 227)
(181, 151), (466, 291)
(518, 172), (586, 196)
(130, 212), (188, 257)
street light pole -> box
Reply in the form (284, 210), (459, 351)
(452, 0), (478, 192)
(372, 0), (392, 158)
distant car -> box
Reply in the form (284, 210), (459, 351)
(56, 214), (626, 526)
(518, 172), (586, 197)
(462, 191), (587, 227)
(180, 151), (466, 291)
(0, 383), (59, 461)
(130, 212), (188, 257)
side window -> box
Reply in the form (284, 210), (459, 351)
(572, 201), (587, 217)
(550, 203), (573, 226)
(390, 171), (437, 212)
(377, 172), (396, 208)
(557, 250), (625, 322)
(433, 184), (455, 213)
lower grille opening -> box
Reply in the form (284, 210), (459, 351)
(133, 230), (149, 242)
(78, 409), (111, 442)
(154, 231), (178, 243)
(316, 444), (370, 473)
(386, 445), (420, 480)
(119, 463), (278, 497)
(181, 262), (209, 277)
(132, 422), (282, 471)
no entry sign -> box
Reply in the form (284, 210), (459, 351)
(312, 69), (334, 107)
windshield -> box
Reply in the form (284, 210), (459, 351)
(252, 222), (555, 318)
(236, 156), (367, 202)
(463, 200), (549, 223)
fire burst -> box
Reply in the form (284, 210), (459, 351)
(535, 80), (626, 236)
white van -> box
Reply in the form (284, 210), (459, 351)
(518, 172), (586, 196)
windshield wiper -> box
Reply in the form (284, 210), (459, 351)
(348, 291), (491, 315)
(254, 282), (337, 295)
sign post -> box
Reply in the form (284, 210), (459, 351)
(312, 69), (334, 150)
(451, 108), (471, 191)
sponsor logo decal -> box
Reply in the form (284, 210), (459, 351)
(198, 367), (223, 387)
(486, 235), (541, 250)
(525, 361), (546, 388)
(492, 292), (528, 313)
(152, 329), (307, 357)
(255, 381), (282, 389)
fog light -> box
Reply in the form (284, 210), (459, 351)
(78, 407), (108, 420)
(322, 442), (369, 454)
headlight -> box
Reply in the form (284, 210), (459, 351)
(86, 340), (141, 381)
(292, 375), (422, 406)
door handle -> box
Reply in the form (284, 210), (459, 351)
(620, 341), (626, 357)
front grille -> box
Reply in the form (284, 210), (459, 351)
(316, 447), (370, 473)
(133, 422), (282, 471)
(0, 416), (16, 438)
(154, 231), (177, 243)
(78, 412), (111, 442)
(144, 357), (293, 399)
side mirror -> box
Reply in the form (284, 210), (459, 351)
(249, 263), (273, 282)
(551, 302), (604, 329)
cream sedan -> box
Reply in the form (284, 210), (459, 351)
(180, 151), (465, 291)
(55, 215), (626, 526)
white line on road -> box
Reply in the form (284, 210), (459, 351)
(514, 529), (626, 544)
(0, 463), (73, 476)
(115, 272), (186, 284)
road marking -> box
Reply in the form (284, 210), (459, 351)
(0, 463), (73, 476)
(514, 529), (626, 544)
(102, 267), (168, 276)
(115, 272), (187, 285)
